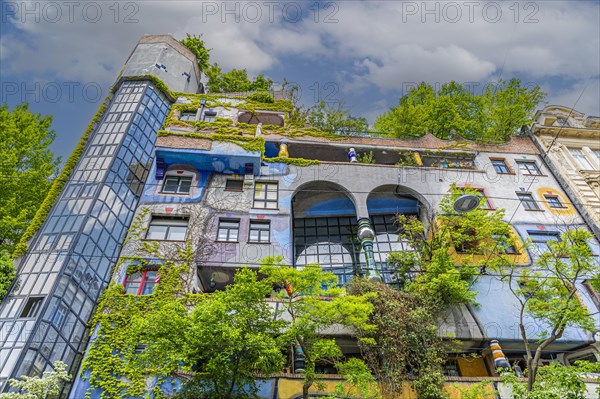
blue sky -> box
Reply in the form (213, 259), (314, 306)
(1, 0), (599, 161)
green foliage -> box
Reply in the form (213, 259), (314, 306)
(389, 184), (514, 307)
(452, 381), (496, 399)
(180, 34), (211, 72)
(157, 131), (265, 156)
(206, 64), (272, 93)
(0, 361), (71, 399)
(374, 79), (545, 142)
(260, 257), (375, 399)
(0, 252), (16, 301)
(348, 279), (447, 399)
(324, 358), (381, 399)
(395, 151), (419, 167)
(12, 100), (108, 258)
(246, 91), (275, 103)
(501, 362), (594, 399)
(494, 228), (600, 390)
(356, 151), (375, 164)
(173, 268), (285, 399)
(296, 101), (369, 136)
(0, 103), (60, 256)
(262, 157), (320, 166)
(82, 212), (285, 399)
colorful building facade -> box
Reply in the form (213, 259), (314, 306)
(1, 35), (599, 398)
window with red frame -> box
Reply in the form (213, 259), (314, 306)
(124, 270), (159, 295)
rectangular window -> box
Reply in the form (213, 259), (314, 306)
(51, 304), (67, 328)
(225, 179), (244, 192)
(124, 270), (158, 295)
(516, 161), (543, 175)
(493, 234), (517, 254)
(162, 176), (193, 194)
(473, 188), (493, 210)
(544, 195), (564, 208)
(517, 193), (540, 211)
(491, 159), (511, 174)
(146, 216), (188, 241)
(249, 220), (270, 243)
(179, 112), (196, 121)
(569, 148), (594, 170)
(528, 231), (561, 254)
(20, 297), (44, 318)
(253, 182), (278, 209)
(217, 219), (240, 242)
(202, 111), (217, 122)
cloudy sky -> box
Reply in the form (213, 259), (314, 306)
(1, 0), (599, 159)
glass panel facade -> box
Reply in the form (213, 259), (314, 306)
(0, 81), (170, 390)
(294, 216), (359, 284)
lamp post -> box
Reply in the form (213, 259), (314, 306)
(357, 218), (380, 281)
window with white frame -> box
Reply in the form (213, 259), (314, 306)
(516, 160), (542, 175)
(569, 148), (594, 170)
(249, 220), (270, 243)
(162, 175), (193, 194)
(146, 216), (189, 241)
(544, 195), (565, 208)
(253, 182), (278, 209)
(217, 219), (240, 242)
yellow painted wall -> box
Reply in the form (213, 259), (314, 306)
(276, 378), (497, 399)
(536, 186), (575, 216)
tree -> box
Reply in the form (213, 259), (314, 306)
(348, 279), (447, 399)
(294, 101), (369, 136)
(260, 256), (375, 399)
(0, 103), (60, 301)
(374, 79), (545, 142)
(0, 252), (16, 301)
(180, 34), (211, 72)
(0, 361), (71, 399)
(205, 64), (272, 93)
(174, 267), (285, 398)
(0, 103), (60, 254)
(493, 228), (600, 392)
(388, 184), (517, 308)
(501, 361), (598, 399)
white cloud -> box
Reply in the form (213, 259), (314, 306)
(1, 0), (598, 114)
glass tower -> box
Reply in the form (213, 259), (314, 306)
(0, 80), (170, 393)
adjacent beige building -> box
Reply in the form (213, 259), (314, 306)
(531, 105), (600, 239)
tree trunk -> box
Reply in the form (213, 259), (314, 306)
(302, 380), (312, 399)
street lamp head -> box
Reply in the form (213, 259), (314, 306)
(453, 194), (480, 213)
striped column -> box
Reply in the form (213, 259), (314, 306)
(490, 339), (511, 371)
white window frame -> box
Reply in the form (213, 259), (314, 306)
(217, 219), (240, 242)
(253, 182), (278, 209)
(161, 175), (193, 194)
(249, 220), (271, 243)
(146, 216), (189, 241)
